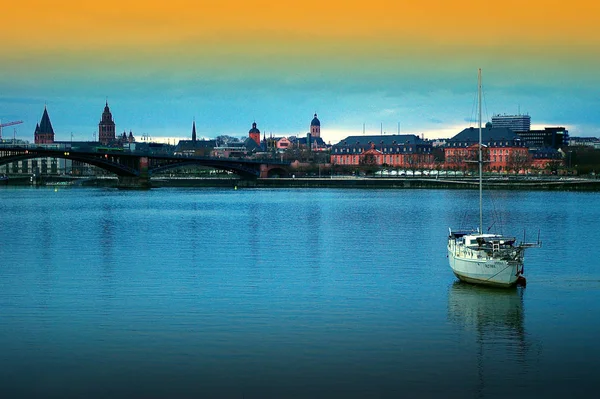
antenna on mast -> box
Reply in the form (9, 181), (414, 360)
(478, 68), (483, 235)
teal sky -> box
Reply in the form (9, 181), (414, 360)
(2, 61), (599, 144)
(2, 1), (600, 144)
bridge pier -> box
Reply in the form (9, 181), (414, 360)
(117, 175), (151, 189)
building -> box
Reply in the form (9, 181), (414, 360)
(174, 121), (216, 156)
(34, 106), (55, 144)
(292, 134), (328, 151)
(330, 134), (433, 168)
(491, 114), (531, 132)
(444, 127), (529, 172)
(249, 122), (261, 145)
(99, 101), (116, 145)
(310, 113), (320, 138)
(568, 136), (600, 147)
(530, 147), (564, 171)
(276, 137), (291, 150)
(118, 130), (135, 144)
(287, 113), (328, 151)
(260, 134), (291, 152)
(516, 127), (568, 150)
(212, 139), (261, 158)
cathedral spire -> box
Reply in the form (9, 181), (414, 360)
(192, 120), (197, 143)
(34, 106), (55, 144)
(99, 101), (116, 145)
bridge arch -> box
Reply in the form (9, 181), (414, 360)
(261, 165), (290, 178)
(149, 159), (260, 179)
(0, 149), (139, 176)
(0, 146), (291, 182)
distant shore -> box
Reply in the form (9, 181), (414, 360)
(251, 177), (600, 191)
(4, 175), (600, 191)
(118, 176), (600, 191)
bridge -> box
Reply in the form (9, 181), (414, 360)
(0, 145), (291, 188)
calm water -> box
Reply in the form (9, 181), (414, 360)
(1, 186), (599, 398)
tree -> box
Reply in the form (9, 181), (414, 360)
(544, 159), (563, 175)
(359, 153), (379, 175)
(570, 147), (600, 175)
(507, 150), (531, 175)
(405, 154), (419, 173)
(216, 135), (241, 146)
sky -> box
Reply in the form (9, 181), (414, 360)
(1, 0), (599, 144)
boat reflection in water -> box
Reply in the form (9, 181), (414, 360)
(447, 282), (531, 397)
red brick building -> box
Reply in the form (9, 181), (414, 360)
(331, 134), (434, 168)
(34, 106), (55, 144)
(249, 122), (260, 145)
(444, 127), (530, 172)
(99, 101), (116, 145)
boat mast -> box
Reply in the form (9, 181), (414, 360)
(478, 68), (483, 234)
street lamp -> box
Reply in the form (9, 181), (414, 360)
(70, 133), (75, 175)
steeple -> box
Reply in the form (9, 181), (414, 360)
(310, 113), (321, 138)
(249, 121), (261, 145)
(192, 120), (197, 143)
(39, 107), (55, 134)
(98, 101), (116, 145)
(34, 106), (55, 144)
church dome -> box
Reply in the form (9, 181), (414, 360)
(311, 113), (320, 126)
(249, 122), (260, 134)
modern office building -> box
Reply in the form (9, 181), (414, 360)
(516, 127), (568, 149)
(491, 114), (531, 132)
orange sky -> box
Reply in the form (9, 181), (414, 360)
(2, 1), (600, 141)
(3, 0), (599, 58)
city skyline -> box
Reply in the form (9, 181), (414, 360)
(2, 1), (599, 143)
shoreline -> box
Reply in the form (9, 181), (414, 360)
(4, 175), (600, 190)
(3, 176), (600, 191)
(250, 177), (600, 191)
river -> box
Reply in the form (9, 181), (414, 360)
(1, 187), (598, 398)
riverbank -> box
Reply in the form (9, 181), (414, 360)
(4, 175), (600, 190)
(89, 175), (600, 191)
(250, 177), (600, 191)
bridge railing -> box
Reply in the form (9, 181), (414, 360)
(0, 143), (74, 150)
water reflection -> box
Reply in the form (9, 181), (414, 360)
(447, 282), (529, 397)
(448, 282), (524, 331)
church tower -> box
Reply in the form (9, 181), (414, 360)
(34, 106), (55, 144)
(192, 120), (197, 144)
(249, 122), (260, 145)
(310, 113), (321, 138)
(99, 101), (116, 145)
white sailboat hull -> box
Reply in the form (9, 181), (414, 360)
(448, 234), (523, 287)
(448, 251), (520, 287)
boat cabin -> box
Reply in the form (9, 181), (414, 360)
(463, 234), (516, 251)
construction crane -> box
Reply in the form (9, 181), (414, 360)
(0, 120), (23, 141)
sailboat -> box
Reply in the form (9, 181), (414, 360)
(447, 69), (540, 288)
